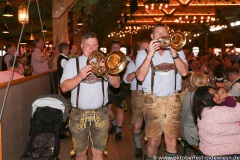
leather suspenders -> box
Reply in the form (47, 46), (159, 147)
(75, 57), (105, 108)
(144, 49), (177, 94)
(76, 58), (80, 108)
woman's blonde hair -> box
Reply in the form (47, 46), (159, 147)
(190, 72), (209, 89)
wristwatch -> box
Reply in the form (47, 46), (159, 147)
(172, 54), (179, 60)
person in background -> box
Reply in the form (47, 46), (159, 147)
(57, 42), (69, 81)
(57, 42), (70, 140)
(123, 40), (149, 159)
(192, 86), (240, 157)
(18, 61), (25, 76)
(1, 44), (16, 71)
(60, 32), (120, 160)
(107, 40), (130, 141)
(136, 23), (188, 159)
(0, 59), (24, 83)
(227, 66), (240, 97)
(188, 59), (200, 72)
(31, 37), (57, 74)
(21, 50), (32, 67)
(213, 64), (232, 92)
(68, 43), (79, 58)
(216, 87), (236, 107)
(182, 72), (208, 147)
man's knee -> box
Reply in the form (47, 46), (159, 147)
(164, 134), (177, 145)
(76, 151), (87, 160)
(116, 107), (124, 114)
(148, 136), (161, 148)
(133, 122), (142, 133)
(92, 148), (103, 160)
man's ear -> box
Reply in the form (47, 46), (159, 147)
(150, 34), (153, 40)
(81, 43), (83, 50)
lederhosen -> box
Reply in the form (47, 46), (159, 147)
(108, 67), (130, 109)
(143, 49), (182, 138)
(131, 61), (144, 123)
(69, 58), (109, 154)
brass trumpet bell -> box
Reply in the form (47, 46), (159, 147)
(157, 31), (186, 50)
(87, 50), (128, 79)
(105, 51), (128, 75)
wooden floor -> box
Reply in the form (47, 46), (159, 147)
(58, 99), (192, 160)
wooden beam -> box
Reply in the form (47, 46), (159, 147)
(52, 0), (78, 19)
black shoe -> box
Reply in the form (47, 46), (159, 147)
(135, 148), (143, 159)
(60, 133), (70, 140)
(109, 125), (116, 134)
(115, 132), (122, 141)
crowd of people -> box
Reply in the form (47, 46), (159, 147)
(0, 22), (240, 159)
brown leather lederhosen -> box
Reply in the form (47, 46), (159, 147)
(143, 49), (183, 138)
(69, 57), (109, 154)
(131, 62), (144, 123)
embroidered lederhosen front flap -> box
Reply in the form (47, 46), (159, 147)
(154, 62), (175, 72)
(82, 73), (102, 84)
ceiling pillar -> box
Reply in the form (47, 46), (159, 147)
(52, 0), (78, 47)
(72, 12), (83, 55)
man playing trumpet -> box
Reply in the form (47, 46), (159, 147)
(135, 23), (188, 159)
(60, 32), (120, 160)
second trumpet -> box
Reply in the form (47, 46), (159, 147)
(87, 50), (128, 79)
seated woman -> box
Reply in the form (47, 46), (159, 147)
(182, 72), (209, 147)
(192, 86), (240, 157)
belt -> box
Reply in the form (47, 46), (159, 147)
(154, 63), (175, 72)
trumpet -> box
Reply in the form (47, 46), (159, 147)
(157, 31), (186, 50)
(87, 50), (128, 79)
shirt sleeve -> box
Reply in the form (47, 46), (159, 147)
(135, 50), (147, 70)
(123, 61), (135, 84)
(178, 50), (188, 66)
(228, 83), (240, 97)
(61, 59), (68, 69)
(60, 58), (77, 84)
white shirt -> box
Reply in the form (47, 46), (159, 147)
(123, 60), (142, 91)
(60, 55), (109, 110)
(135, 49), (187, 96)
(60, 54), (68, 69)
(228, 78), (240, 97)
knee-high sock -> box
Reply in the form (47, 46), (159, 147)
(133, 132), (142, 148)
(116, 126), (122, 133)
(110, 118), (116, 126)
(164, 151), (178, 157)
(145, 155), (158, 160)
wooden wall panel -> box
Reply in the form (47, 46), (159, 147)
(0, 70), (58, 160)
